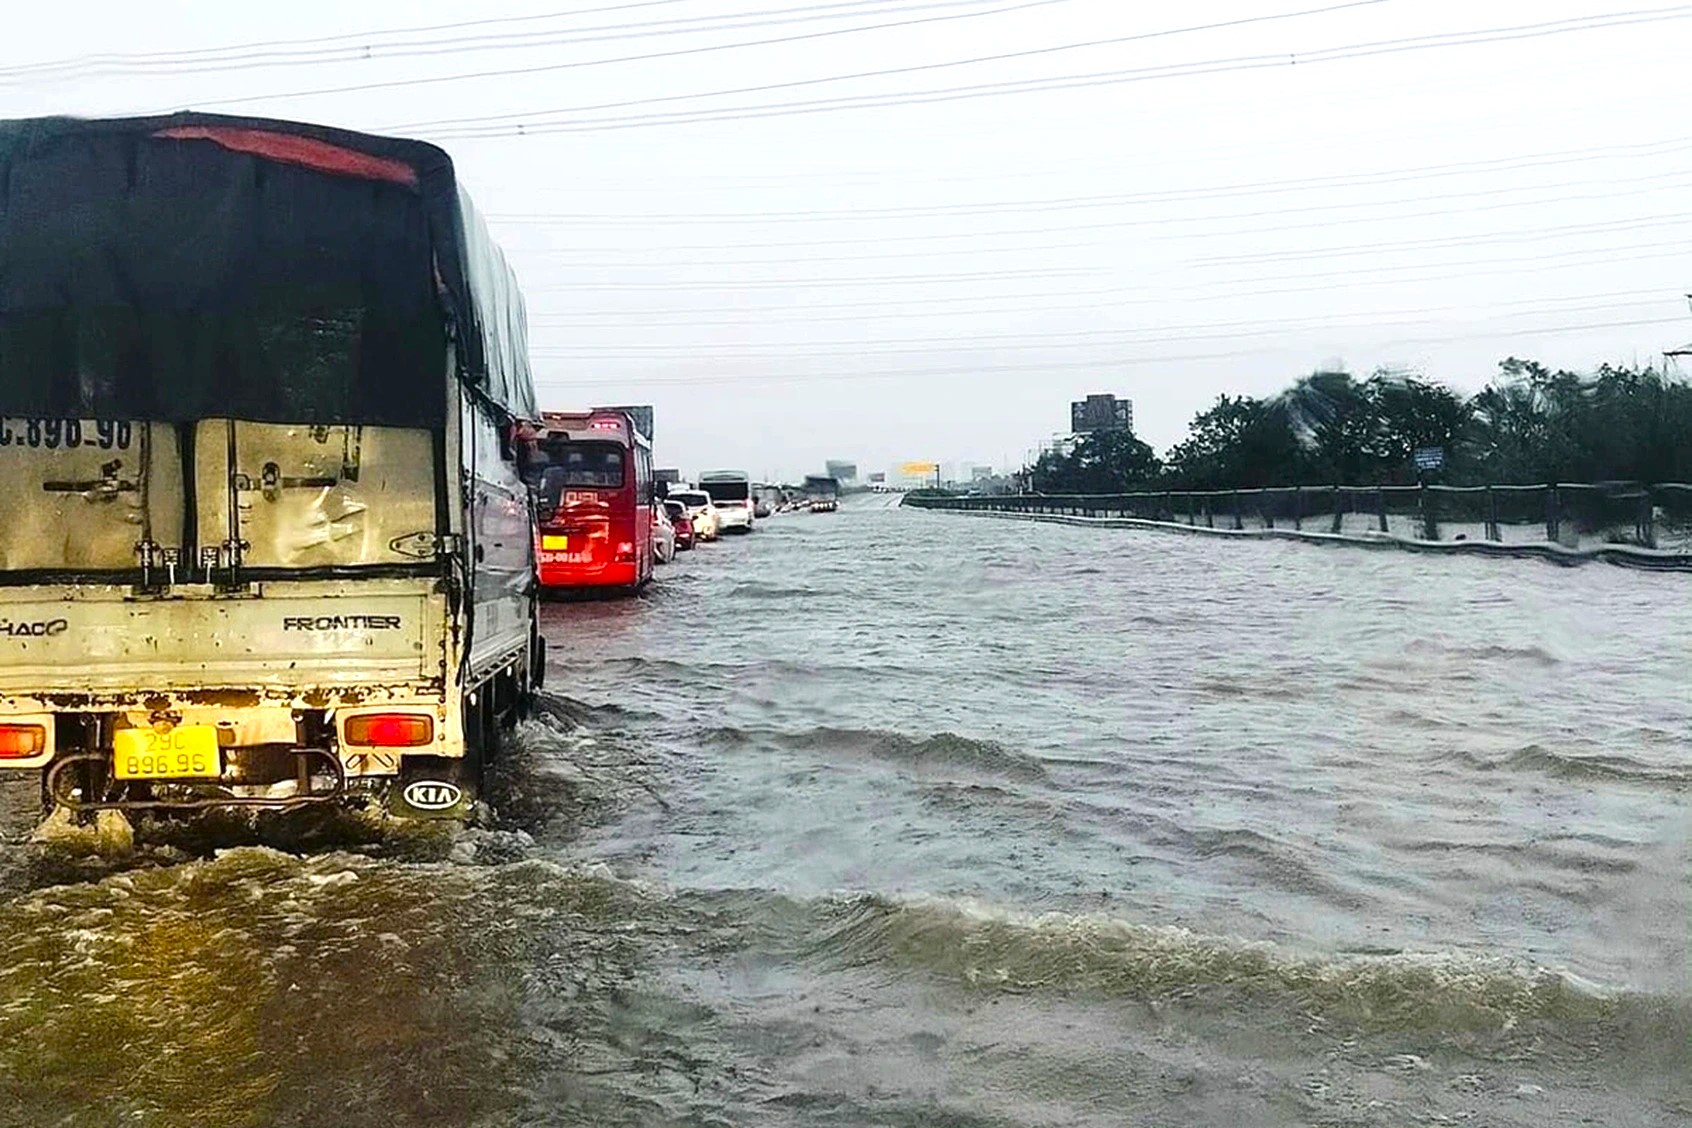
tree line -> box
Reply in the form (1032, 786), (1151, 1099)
(1025, 359), (1692, 493)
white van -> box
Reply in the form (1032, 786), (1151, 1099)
(699, 471), (755, 533)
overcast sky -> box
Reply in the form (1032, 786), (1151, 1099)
(4, 0), (1689, 481)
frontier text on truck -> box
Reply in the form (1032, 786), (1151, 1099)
(0, 114), (543, 821)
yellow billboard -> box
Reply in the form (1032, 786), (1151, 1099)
(899, 461), (939, 475)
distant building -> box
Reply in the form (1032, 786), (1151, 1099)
(944, 463), (992, 485)
(824, 460), (858, 483)
(867, 471), (886, 484)
(1070, 394), (1133, 435)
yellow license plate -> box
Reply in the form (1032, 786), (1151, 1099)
(112, 726), (221, 780)
(541, 535), (568, 551)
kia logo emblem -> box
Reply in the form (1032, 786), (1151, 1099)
(403, 781), (463, 811)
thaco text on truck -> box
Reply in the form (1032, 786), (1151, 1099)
(0, 113), (545, 821)
(522, 409), (655, 594)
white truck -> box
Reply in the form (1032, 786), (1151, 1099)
(0, 113), (544, 820)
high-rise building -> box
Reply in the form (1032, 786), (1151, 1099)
(1070, 394), (1134, 435)
(824, 460), (858, 483)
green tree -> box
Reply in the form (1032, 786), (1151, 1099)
(1164, 394), (1303, 488)
(1028, 429), (1160, 493)
(1364, 372), (1471, 482)
(1460, 358), (1692, 483)
(1074, 428), (1161, 490)
(1278, 370), (1375, 484)
(1029, 357), (1692, 493)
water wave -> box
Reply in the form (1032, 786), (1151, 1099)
(1441, 744), (1691, 786)
(1402, 639), (1564, 667)
(529, 693), (657, 727)
(1188, 826), (1357, 901)
(599, 655), (924, 680)
(796, 892), (1660, 1040)
(722, 582), (824, 600)
(1192, 675), (1310, 702)
(702, 725), (1051, 783)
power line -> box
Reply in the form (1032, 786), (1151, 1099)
(527, 309), (1677, 359)
(503, 194), (1692, 273)
(511, 239), (1108, 268)
(389, 0), (1396, 131)
(15, 0), (997, 83)
(528, 316), (1692, 389)
(167, 0), (1076, 111)
(483, 34), (1685, 192)
(485, 134), (1692, 223)
(514, 230), (1692, 294)
(1182, 211), (1692, 267)
(503, 173), (1692, 265)
(3, 0), (699, 77)
(421, 5), (1692, 137)
(488, 54), (1681, 194)
(525, 287), (1678, 327)
(524, 295), (1683, 353)
(497, 169), (1692, 259)
(524, 266), (1093, 293)
(513, 242), (1692, 319)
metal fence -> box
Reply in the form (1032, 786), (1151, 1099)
(905, 482), (1692, 553)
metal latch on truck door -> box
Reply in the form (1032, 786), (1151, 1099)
(306, 424), (364, 483)
(388, 532), (461, 560)
(40, 459), (137, 501)
(234, 463), (340, 502)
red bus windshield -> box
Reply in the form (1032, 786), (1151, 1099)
(526, 439), (626, 515)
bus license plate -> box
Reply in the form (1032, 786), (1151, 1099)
(112, 726), (221, 780)
(541, 535), (568, 551)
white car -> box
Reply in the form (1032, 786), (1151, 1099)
(651, 504), (676, 563)
(713, 496), (754, 534)
(668, 490), (719, 542)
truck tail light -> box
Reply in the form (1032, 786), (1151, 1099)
(615, 542), (635, 562)
(344, 714), (434, 747)
(0, 723), (46, 759)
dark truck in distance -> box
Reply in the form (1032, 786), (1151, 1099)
(0, 113), (543, 821)
(803, 475), (841, 512)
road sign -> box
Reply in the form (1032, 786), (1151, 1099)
(1413, 446), (1445, 471)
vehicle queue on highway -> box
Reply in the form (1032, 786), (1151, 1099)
(0, 110), (832, 827)
(523, 405), (829, 598)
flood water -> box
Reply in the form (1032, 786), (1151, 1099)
(2, 497), (1689, 1127)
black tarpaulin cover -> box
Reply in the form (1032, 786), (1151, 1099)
(0, 112), (537, 428)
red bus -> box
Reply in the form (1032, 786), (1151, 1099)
(521, 409), (654, 592)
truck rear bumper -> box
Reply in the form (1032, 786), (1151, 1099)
(0, 578), (489, 816)
(44, 748), (349, 813)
